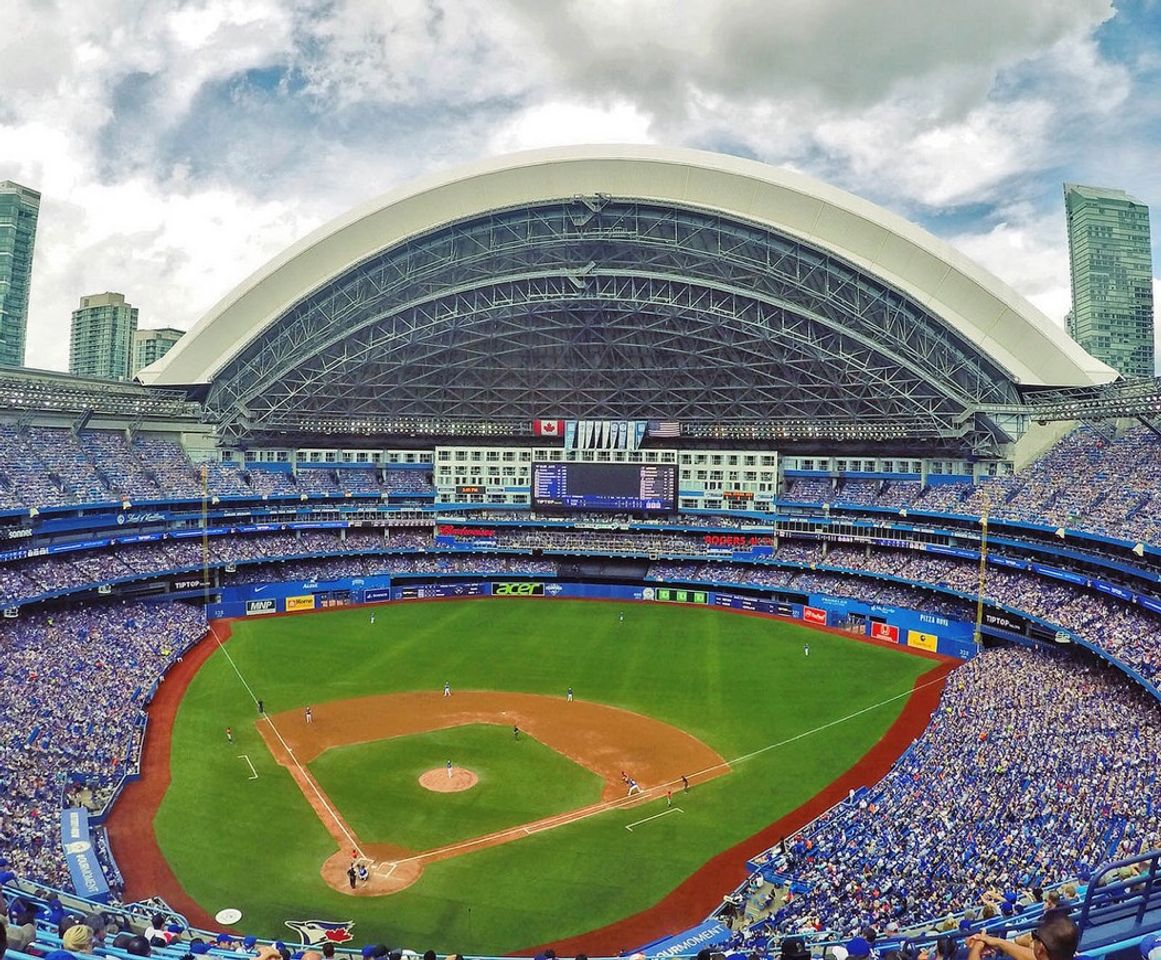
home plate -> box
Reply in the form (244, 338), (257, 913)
(215, 908), (243, 925)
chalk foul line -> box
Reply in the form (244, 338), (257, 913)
(626, 807), (683, 831)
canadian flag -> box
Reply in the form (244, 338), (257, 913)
(534, 419), (564, 436)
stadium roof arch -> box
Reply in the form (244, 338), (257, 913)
(142, 145), (1116, 447)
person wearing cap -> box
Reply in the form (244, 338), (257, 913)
(847, 937), (873, 960)
(243, 935), (259, 953)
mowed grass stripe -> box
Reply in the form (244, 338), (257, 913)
(156, 599), (933, 953)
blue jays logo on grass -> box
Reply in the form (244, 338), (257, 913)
(284, 920), (355, 945)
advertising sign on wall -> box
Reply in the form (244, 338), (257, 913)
(906, 629), (939, 652)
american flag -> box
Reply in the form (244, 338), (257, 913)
(647, 420), (680, 438)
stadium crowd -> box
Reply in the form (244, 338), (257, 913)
(3, 519), (1158, 689)
(736, 646), (1160, 942)
(0, 425), (435, 510)
(781, 425), (1161, 545)
(0, 602), (206, 888)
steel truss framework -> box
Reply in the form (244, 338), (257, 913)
(205, 198), (1024, 446)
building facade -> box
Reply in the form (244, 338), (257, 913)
(0, 181), (41, 368)
(132, 326), (183, 376)
(1064, 183), (1154, 378)
(70, 292), (139, 380)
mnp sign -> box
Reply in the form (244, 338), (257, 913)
(61, 807), (110, 901)
(245, 598), (277, 616)
(492, 582), (545, 597)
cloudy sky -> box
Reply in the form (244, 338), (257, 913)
(2, 0), (1159, 372)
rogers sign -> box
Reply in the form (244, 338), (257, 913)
(702, 534), (776, 548)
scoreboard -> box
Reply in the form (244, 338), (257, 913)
(531, 462), (677, 513)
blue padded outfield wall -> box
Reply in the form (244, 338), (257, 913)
(206, 576), (978, 660)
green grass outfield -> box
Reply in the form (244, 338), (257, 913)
(155, 599), (933, 953)
(309, 724), (604, 849)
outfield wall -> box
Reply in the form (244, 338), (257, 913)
(205, 576), (978, 660)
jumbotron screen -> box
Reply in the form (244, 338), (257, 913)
(531, 462), (677, 513)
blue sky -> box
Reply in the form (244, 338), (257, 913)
(0, 0), (1157, 371)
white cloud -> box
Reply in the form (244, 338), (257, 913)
(948, 212), (1073, 324)
(0, 0), (1156, 375)
(489, 101), (653, 154)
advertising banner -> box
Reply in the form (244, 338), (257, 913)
(245, 598), (277, 616)
(803, 605), (827, 625)
(492, 582), (545, 597)
(170, 573), (210, 592)
(434, 525), (498, 548)
(906, 629), (939, 652)
(870, 621), (899, 643)
(61, 807), (110, 901)
(983, 606), (1029, 634)
(636, 919), (730, 957)
(285, 595), (316, 612)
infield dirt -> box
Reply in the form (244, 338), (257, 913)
(258, 691), (729, 895)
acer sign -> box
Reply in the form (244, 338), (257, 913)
(492, 582), (545, 597)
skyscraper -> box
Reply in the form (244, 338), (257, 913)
(70, 292), (139, 380)
(0, 181), (41, 368)
(132, 326), (184, 376)
(1064, 183), (1154, 378)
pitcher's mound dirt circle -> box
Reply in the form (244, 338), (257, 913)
(420, 767), (478, 792)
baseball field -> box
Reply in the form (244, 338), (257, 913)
(125, 598), (948, 954)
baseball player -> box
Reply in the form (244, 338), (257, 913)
(804, 642), (810, 657)
(566, 686), (573, 702)
(513, 724), (520, 740)
(627, 778), (640, 796)
(446, 759), (453, 778)
(225, 726), (233, 743)
(443, 680), (451, 697)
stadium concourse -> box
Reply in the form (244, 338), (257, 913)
(2, 146), (1161, 957)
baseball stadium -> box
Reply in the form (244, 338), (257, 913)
(1, 146), (1159, 960)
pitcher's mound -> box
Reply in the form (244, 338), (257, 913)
(419, 767), (478, 792)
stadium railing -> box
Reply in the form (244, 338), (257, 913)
(1077, 850), (1161, 955)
